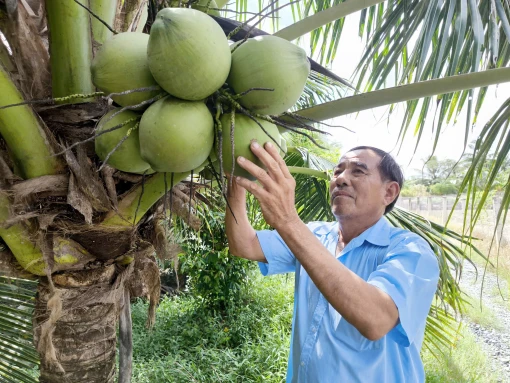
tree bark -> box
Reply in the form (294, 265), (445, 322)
(33, 267), (120, 383)
(0, 1), (51, 99)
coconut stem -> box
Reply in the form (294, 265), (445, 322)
(0, 193), (46, 276)
(95, 93), (166, 131)
(214, 99), (226, 192)
(0, 65), (62, 179)
(218, 90), (283, 151)
(0, 87), (162, 112)
(101, 170), (206, 227)
(46, 0), (95, 103)
(188, 170), (193, 226)
(75, 0), (119, 39)
(169, 173), (174, 225)
(218, 89), (330, 149)
(282, 111), (353, 132)
(233, 87), (274, 100)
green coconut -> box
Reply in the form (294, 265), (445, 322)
(169, 0), (221, 16)
(139, 96), (214, 172)
(91, 32), (160, 107)
(220, 113), (280, 180)
(200, 157), (220, 180)
(147, 8), (231, 100)
(227, 35), (310, 115)
(95, 109), (151, 173)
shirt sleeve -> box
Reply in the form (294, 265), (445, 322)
(256, 229), (296, 276)
(367, 234), (439, 347)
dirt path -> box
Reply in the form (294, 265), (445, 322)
(459, 260), (510, 382)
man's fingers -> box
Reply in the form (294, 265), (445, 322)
(236, 155), (275, 188)
(249, 141), (285, 180)
(234, 175), (268, 200)
(264, 141), (294, 179)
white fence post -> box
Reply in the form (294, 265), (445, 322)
(442, 197), (447, 225)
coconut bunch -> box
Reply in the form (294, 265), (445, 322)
(90, 6), (311, 181)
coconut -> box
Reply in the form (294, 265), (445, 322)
(219, 113), (280, 180)
(91, 32), (160, 107)
(147, 8), (231, 100)
(227, 35), (310, 115)
(169, 0), (220, 16)
(95, 109), (151, 173)
(139, 96), (214, 172)
(200, 158), (220, 180)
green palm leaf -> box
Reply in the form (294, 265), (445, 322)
(451, 97), (510, 250)
(0, 276), (38, 383)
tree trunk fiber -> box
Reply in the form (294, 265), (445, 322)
(33, 267), (120, 383)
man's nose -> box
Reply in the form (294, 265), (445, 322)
(335, 170), (349, 186)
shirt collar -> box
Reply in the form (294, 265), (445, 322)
(316, 216), (391, 247)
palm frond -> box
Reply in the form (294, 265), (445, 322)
(423, 303), (462, 357)
(0, 276), (38, 383)
(451, 97), (510, 248)
(352, 0), (510, 154)
(297, 72), (349, 110)
(285, 147), (335, 223)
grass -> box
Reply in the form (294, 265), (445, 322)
(131, 270), (500, 383)
(461, 295), (503, 331)
(131, 271), (294, 383)
(422, 326), (502, 383)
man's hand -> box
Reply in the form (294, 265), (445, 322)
(234, 141), (300, 230)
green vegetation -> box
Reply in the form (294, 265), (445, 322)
(462, 296), (503, 331)
(422, 327), (502, 383)
(130, 270), (501, 383)
(131, 271), (293, 383)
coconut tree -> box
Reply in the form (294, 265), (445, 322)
(0, 0), (509, 382)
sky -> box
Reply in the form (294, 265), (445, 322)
(263, 4), (510, 177)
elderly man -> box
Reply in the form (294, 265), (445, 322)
(225, 143), (439, 382)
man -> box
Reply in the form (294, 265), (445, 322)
(225, 142), (439, 382)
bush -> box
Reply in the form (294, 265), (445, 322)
(131, 271), (294, 383)
(429, 182), (458, 195)
(401, 184), (428, 197)
(178, 210), (252, 311)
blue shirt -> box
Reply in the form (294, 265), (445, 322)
(256, 217), (439, 383)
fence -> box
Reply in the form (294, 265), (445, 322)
(396, 195), (509, 246)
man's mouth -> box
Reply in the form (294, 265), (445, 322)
(332, 191), (353, 199)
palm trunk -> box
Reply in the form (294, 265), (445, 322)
(33, 268), (119, 383)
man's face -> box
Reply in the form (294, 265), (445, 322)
(329, 149), (395, 220)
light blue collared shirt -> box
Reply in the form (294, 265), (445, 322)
(257, 217), (439, 383)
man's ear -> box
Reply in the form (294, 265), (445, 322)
(384, 181), (400, 207)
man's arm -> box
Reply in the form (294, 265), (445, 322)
(234, 142), (399, 341)
(277, 220), (399, 341)
(225, 179), (266, 262)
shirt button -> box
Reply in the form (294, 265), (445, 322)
(300, 362), (305, 367)
(312, 327), (317, 333)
